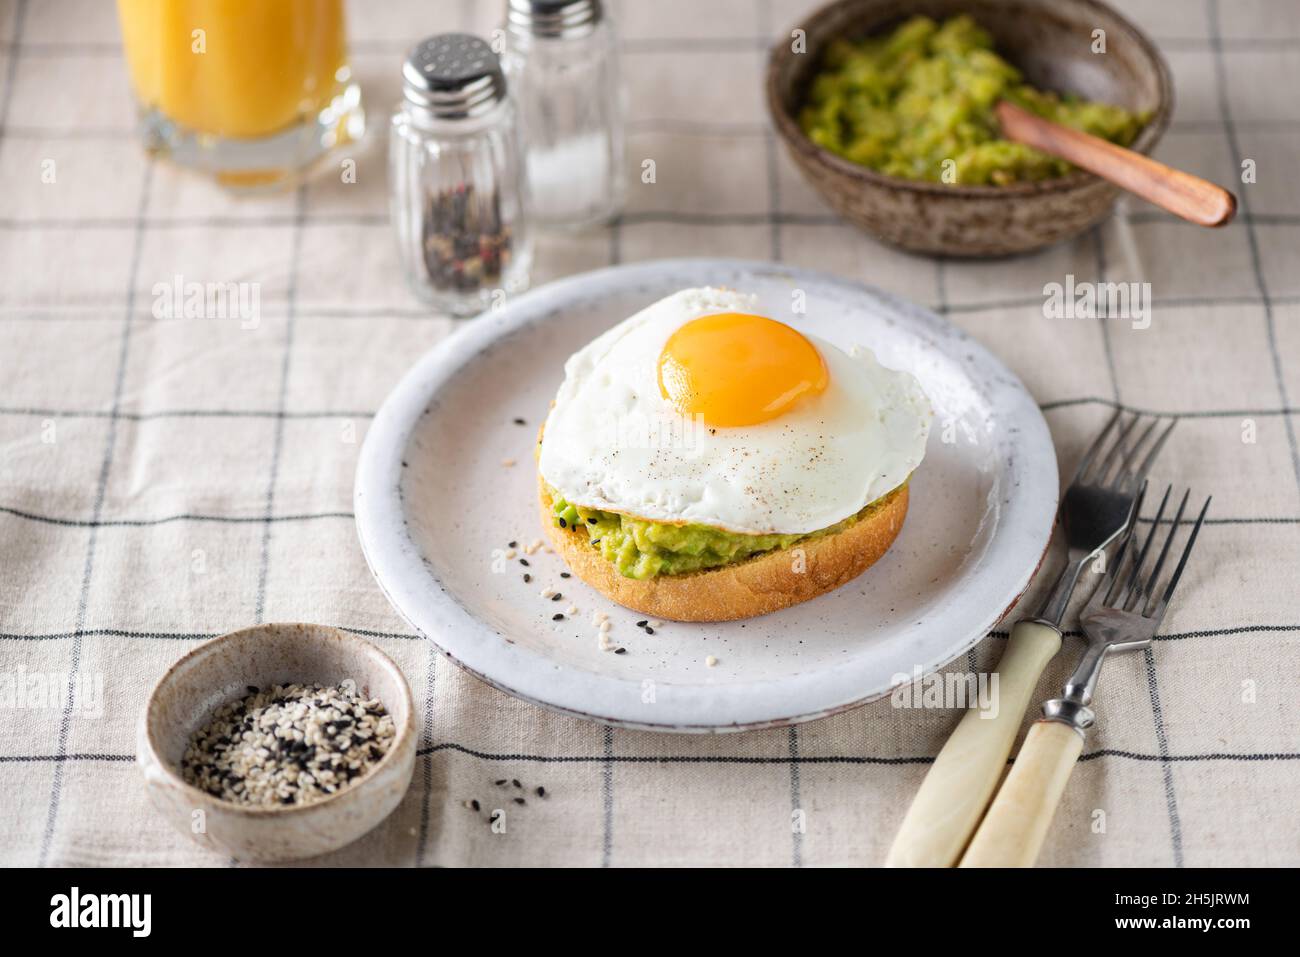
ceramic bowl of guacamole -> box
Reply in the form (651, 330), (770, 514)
(767, 0), (1172, 256)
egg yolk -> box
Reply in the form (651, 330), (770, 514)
(657, 313), (830, 427)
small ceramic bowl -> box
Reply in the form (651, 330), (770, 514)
(137, 622), (417, 863)
(766, 0), (1173, 257)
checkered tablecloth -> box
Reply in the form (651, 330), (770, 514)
(2, 0), (1297, 868)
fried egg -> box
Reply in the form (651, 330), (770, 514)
(538, 287), (933, 535)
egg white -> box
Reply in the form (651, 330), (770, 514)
(538, 287), (933, 535)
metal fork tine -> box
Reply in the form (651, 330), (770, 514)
(1085, 481), (1146, 612)
(1071, 409), (1123, 484)
(1112, 417), (1162, 491)
(1151, 495), (1212, 619)
(1137, 489), (1190, 615)
(1091, 413), (1142, 486)
(1129, 418), (1177, 490)
(1118, 484), (1172, 611)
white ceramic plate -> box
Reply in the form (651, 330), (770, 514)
(355, 259), (1057, 732)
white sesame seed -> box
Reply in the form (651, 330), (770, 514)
(599, 620), (611, 633)
(540, 587), (556, 599)
(566, 605), (578, 615)
(505, 549), (516, 559)
(706, 656), (718, 667)
(501, 458), (516, 467)
(649, 620), (663, 628)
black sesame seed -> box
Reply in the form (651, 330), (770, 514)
(495, 779), (507, 786)
(471, 799), (481, 811)
(558, 517), (567, 528)
(552, 613), (565, 621)
(636, 620), (647, 628)
(513, 797), (526, 805)
(536, 786), (546, 797)
(614, 647), (627, 654)
(523, 573), (532, 583)
(508, 540), (518, 548)
(551, 593), (562, 601)
(513, 417), (526, 425)
(520, 558), (529, 567)
(512, 779), (522, 788)
(560, 572), (571, 578)
(645, 627), (655, 635)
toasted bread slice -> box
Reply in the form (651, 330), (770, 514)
(538, 476), (909, 622)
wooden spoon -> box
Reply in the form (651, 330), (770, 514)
(996, 100), (1237, 227)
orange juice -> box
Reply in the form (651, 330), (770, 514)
(117, 0), (349, 139)
(117, 0), (360, 186)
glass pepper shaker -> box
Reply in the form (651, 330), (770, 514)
(501, 0), (625, 228)
(389, 34), (533, 316)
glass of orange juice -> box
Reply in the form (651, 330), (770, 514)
(116, 0), (364, 188)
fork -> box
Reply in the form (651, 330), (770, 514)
(886, 411), (1175, 867)
(960, 484), (1211, 867)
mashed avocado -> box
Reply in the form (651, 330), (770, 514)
(799, 15), (1148, 185)
(550, 485), (901, 580)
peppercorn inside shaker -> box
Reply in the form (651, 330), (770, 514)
(501, 0), (625, 228)
(389, 34), (532, 316)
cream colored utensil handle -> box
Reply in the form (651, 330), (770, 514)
(958, 719), (1084, 867)
(885, 619), (1062, 867)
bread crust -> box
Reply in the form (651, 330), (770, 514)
(539, 476), (909, 622)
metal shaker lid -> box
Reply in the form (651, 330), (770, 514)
(506, 0), (604, 39)
(402, 34), (506, 119)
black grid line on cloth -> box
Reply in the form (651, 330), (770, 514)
(7, 208), (1300, 232)
(9, 34), (1300, 58)
(1209, 0), (1300, 498)
(414, 620), (438, 867)
(601, 725), (614, 868)
(4, 394), (1300, 430)
(0, 0), (28, 151)
(12, 746), (1299, 766)
(34, 161), (155, 867)
(757, 0), (802, 868)
(253, 185), (307, 624)
(9, 116), (1300, 143)
(1091, 212), (1184, 865)
(2, 621), (1295, 646)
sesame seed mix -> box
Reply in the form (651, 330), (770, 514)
(181, 683), (396, 808)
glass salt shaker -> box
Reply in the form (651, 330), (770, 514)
(501, 0), (625, 227)
(390, 34), (532, 316)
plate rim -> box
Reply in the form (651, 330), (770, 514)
(354, 257), (1058, 733)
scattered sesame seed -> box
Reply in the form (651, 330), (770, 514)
(501, 458), (516, 467)
(508, 540), (517, 548)
(552, 613), (565, 621)
(523, 574), (531, 583)
(513, 797), (526, 805)
(649, 620), (663, 628)
(540, 587), (556, 598)
(558, 517), (567, 528)
(495, 779), (507, 786)
(614, 647), (627, 655)
(505, 548), (517, 559)
(520, 558), (530, 567)
(706, 656), (718, 668)
(513, 417), (526, 425)
(560, 572), (571, 579)
(636, 620), (648, 628)
(536, 786), (545, 797)
(566, 605), (578, 616)
(512, 779), (521, 788)
(551, 593), (563, 602)
(645, 627), (655, 635)
(599, 620), (611, 634)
